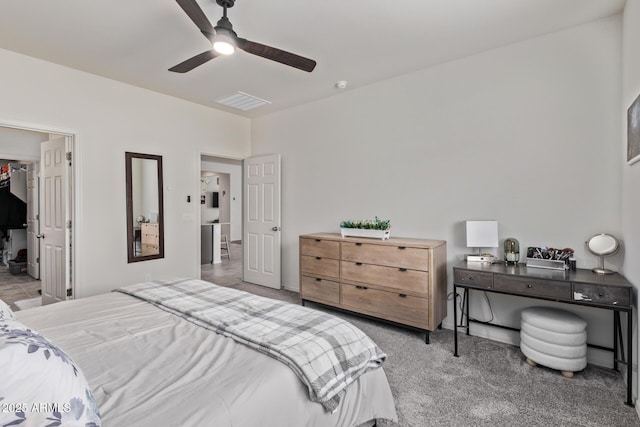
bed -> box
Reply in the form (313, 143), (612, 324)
(1, 279), (397, 426)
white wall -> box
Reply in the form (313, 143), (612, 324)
(622, 0), (640, 407)
(200, 173), (221, 224)
(0, 127), (46, 160)
(0, 48), (250, 298)
(218, 173), (231, 232)
(252, 16), (622, 367)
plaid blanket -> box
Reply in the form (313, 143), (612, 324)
(115, 279), (387, 412)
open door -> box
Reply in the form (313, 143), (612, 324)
(40, 136), (71, 305)
(26, 162), (39, 279)
(243, 154), (281, 289)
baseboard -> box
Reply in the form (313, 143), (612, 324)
(282, 284), (299, 293)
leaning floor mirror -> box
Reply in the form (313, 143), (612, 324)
(125, 152), (165, 263)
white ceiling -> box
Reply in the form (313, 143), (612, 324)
(0, 0), (626, 118)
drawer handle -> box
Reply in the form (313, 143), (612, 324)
(598, 292), (604, 297)
(468, 276), (475, 281)
(527, 284), (533, 288)
(399, 293), (407, 298)
(315, 239), (321, 242)
(398, 246), (406, 250)
(355, 262), (363, 266)
(355, 243), (362, 246)
(399, 268), (407, 272)
(316, 257), (322, 260)
(315, 278), (322, 282)
(356, 285), (368, 290)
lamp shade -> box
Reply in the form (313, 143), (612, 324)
(466, 220), (499, 248)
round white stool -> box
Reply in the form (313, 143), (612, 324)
(520, 307), (587, 378)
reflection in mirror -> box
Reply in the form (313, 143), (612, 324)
(126, 152), (164, 263)
(586, 233), (619, 275)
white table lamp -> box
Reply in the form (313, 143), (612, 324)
(466, 220), (498, 262)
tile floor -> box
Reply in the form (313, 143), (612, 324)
(200, 241), (300, 301)
(0, 265), (41, 311)
(200, 242), (243, 286)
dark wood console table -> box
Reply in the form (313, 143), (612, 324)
(452, 261), (634, 406)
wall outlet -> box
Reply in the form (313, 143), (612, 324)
(144, 273), (151, 282)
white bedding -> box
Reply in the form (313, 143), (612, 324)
(15, 291), (397, 427)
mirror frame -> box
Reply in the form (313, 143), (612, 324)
(125, 152), (165, 263)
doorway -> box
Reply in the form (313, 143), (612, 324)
(0, 122), (75, 310)
(198, 153), (282, 290)
(200, 155), (242, 286)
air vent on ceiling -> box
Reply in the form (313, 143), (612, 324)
(215, 91), (271, 111)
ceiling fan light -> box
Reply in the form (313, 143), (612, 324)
(213, 35), (236, 55)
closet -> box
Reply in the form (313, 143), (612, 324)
(0, 163), (28, 268)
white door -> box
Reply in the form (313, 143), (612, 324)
(26, 162), (40, 279)
(243, 154), (281, 289)
(40, 136), (70, 305)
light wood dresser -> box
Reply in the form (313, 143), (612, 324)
(141, 223), (160, 256)
(299, 232), (447, 343)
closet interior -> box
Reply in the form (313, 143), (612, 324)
(0, 162), (29, 273)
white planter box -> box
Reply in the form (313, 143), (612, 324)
(340, 228), (391, 240)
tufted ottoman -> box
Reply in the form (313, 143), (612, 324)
(520, 307), (587, 378)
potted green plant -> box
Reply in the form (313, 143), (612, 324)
(339, 217), (391, 240)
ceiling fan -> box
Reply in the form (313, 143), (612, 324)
(170, 0), (317, 73)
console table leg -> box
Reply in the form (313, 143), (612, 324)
(454, 285), (459, 357)
(613, 311), (619, 371)
(465, 288), (470, 336)
(626, 310), (634, 407)
(425, 331), (430, 344)
(617, 312), (625, 364)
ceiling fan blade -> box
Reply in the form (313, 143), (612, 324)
(169, 50), (219, 73)
(175, 0), (215, 38)
(237, 38), (316, 72)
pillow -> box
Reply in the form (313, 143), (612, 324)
(0, 317), (102, 426)
(0, 298), (13, 320)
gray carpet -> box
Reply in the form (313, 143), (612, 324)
(223, 282), (639, 427)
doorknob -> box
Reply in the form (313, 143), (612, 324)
(272, 226), (281, 232)
(36, 234), (45, 239)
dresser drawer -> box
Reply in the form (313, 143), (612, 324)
(493, 274), (571, 300)
(341, 261), (429, 294)
(573, 283), (631, 307)
(141, 243), (159, 256)
(300, 255), (340, 279)
(454, 269), (493, 288)
(300, 237), (340, 259)
(341, 283), (429, 327)
(342, 242), (429, 270)
(300, 276), (340, 305)
(142, 233), (159, 245)
(141, 223), (159, 234)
